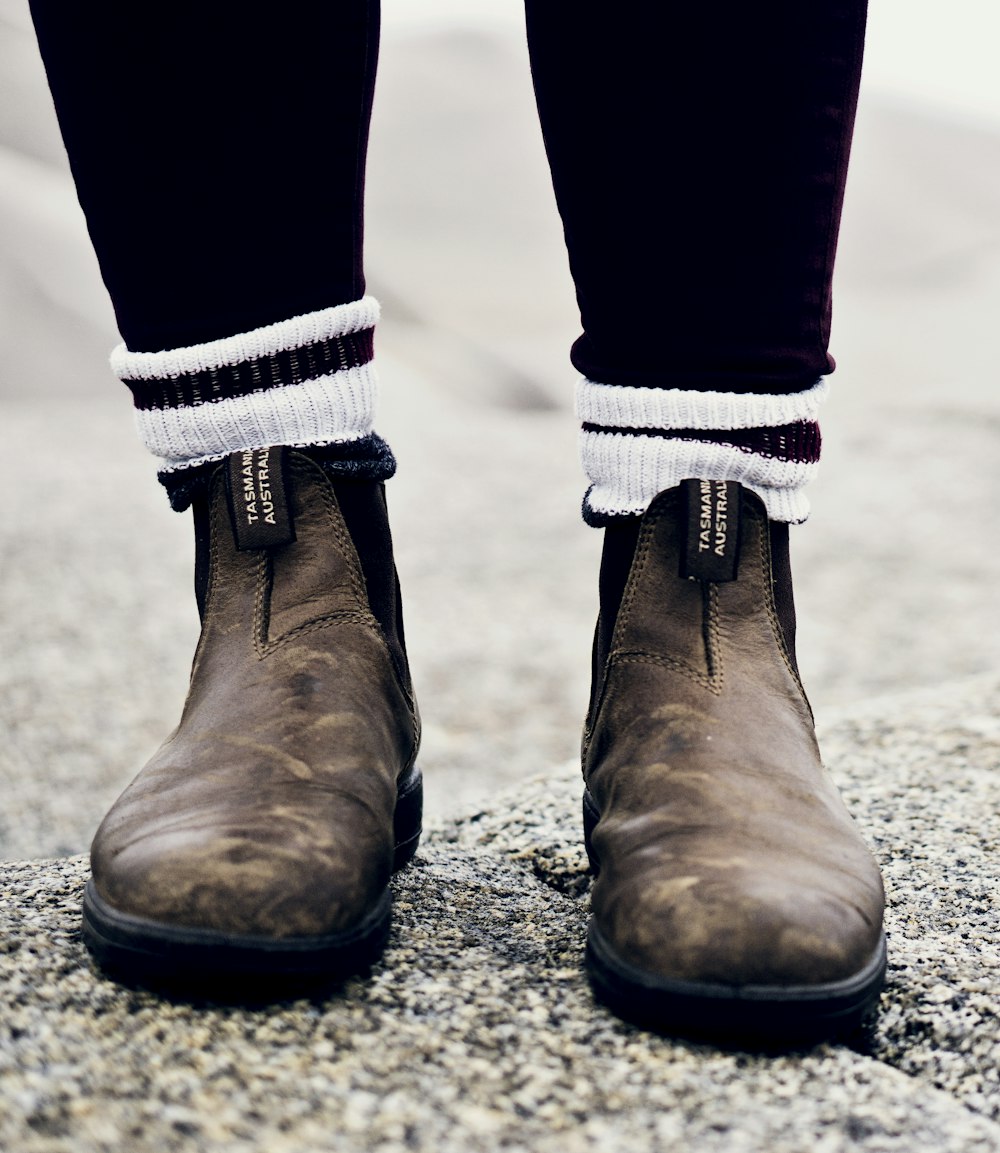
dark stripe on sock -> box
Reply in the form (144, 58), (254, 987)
(581, 420), (821, 464)
(125, 329), (374, 412)
(159, 434), (397, 512)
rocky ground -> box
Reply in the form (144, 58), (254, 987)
(1, 679), (998, 1153)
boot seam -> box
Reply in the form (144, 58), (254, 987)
(704, 581), (724, 686)
(586, 504), (661, 745)
(753, 505), (811, 710)
(585, 492), (725, 760)
(252, 456), (372, 653)
(188, 474), (227, 681)
(205, 472), (226, 621)
(253, 551), (270, 652)
(290, 455), (368, 606)
(608, 652), (724, 695)
(261, 455), (419, 751)
(608, 506), (658, 653)
(255, 608), (382, 657)
(604, 510), (725, 696)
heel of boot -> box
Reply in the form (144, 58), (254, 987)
(582, 788), (601, 874)
(393, 764), (423, 870)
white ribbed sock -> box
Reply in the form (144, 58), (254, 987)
(577, 378), (827, 524)
(113, 297), (382, 478)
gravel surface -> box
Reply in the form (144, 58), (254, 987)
(1, 676), (998, 1153)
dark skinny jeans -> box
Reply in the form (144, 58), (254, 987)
(29, 1), (867, 396)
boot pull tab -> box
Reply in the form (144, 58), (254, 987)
(679, 478), (741, 582)
(225, 446), (296, 551)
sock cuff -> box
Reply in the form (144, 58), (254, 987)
(136, 364), (380, 475)
(114, 298), (387, 483)
(577, 377), (827, 525)
(575, 377), (828, 431)
(581, 434), (818, 524)
(111, 296), (380, 382)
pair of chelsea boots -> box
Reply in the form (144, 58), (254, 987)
(83, 450), (885, 1041)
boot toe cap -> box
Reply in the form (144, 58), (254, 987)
(92, 821), (391, 940)
(594, 864), (884, 990)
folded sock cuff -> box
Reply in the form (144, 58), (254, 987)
(576, 377), (828, 430)
(111, 297), (380, 382)
(577, 378), (827, 525)
(112, 297), (385, 480)
(160, 435), (397, 512)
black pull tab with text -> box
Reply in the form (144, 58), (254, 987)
(226, 446), (296, 551)
(679, 479), (741, 582)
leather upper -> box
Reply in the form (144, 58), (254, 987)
(90, 453), (420, 938)
(584, 487), (885, 987)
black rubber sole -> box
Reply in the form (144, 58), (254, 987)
(81, 764), (423, 995)
(582, 788), (887, 1045)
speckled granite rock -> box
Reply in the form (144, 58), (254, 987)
(1, 677), (998, 1153)
(818, 681), (1000, 1124)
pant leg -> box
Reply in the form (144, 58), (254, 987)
(525, 1), (867, 523)
(525, 1), (867, 396)
(29, 0), (380, 353)
(30, 0), (392, 505)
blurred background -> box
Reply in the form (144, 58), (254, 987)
(2, 0), (1000, 859)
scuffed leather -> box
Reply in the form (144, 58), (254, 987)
(90, 454), (420, 938)
(585, 487), (884, 987)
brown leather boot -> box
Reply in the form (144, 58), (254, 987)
(82, 448), (421, 989)
(583, 480), (885, 1042)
